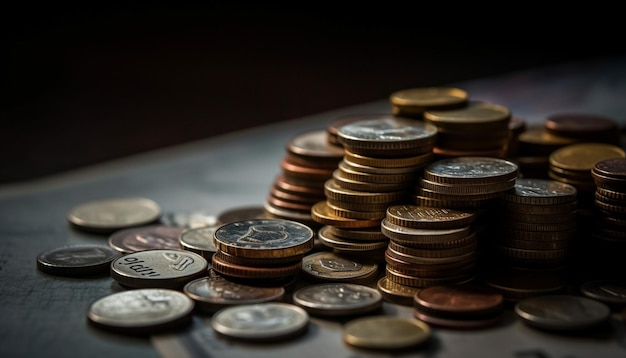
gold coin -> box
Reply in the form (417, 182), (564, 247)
(310, 201), (382, 228)
(344, 149), (433, 168)
(317, 225), (388, 252)
(343, 316), (431, 350)
(323, 179), (406, 204)
(549, 143), (626, 171)
(376, 276), (420, 306)
(424, 100), (510, 127)
(386, 204), (476, 230)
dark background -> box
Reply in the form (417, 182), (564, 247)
(2, 4), (622, 184)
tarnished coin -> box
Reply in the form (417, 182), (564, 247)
(301, 251), (379, 283)
(108, 225), (185, 254)
(183, 276), (285, 313)
(178, 225), (219, 259)
(292, 283), (383, 316)
(67, 197), (161, 233)
(343, 316), (431, 350)
(423, 156), (519, 185)
(211, 302), (309, 341)
(514, 294), (611, 331)
(110, 249), (208, 289)
(87, 288), (194, 335)
(580, 280), (626, 308)
(36, 244), (121, 277)
(414, 284), (504, 318)
(213, 219), (314, 259)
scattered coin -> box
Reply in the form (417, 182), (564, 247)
(110, 249), (208, 289)
(514, 294), (611, 331)
(292, 282), (383, 316)
(210, 302), (309, 341)
(86, 288), (194, 335)
(343, 316), (431, 350)
(67, 197), (161, 233)
(108, 225), (185, 254)
(36, 244), (121, 277)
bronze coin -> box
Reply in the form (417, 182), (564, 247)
(413, 283), (504, 318)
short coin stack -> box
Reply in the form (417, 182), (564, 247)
(311, 115), (437, 263)
(211, 218), (314, 287)
(388, 86), (469, 118)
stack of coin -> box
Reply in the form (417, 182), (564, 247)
(312, 115), (438, 263)
(211, 219), (314, 287)
(381, 205), (478, 291)
(412, 283), (504, 329)
(388, 86), (469, 119)
(548, 142), (626, 209)
(265, 129), (344, 228)
(423, 100), (512, 159)
(587, 158), (626, 278)
(487, 178), (578, 271)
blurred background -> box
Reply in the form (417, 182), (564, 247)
(2, 3), (623, 184)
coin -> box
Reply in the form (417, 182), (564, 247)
(110, 249), (208, 289)
(300, 251), (379, 283)
(385, 204), (476, 230)
(216, 205), (267, 225)
(414, 283), (504, 318)
(67, 197), (161, 233)
(178, 225), (218, 259)
(389, 86), (468, 114)
(183, 276), (285, 313)
(292, 283), (383, 316)
(343, 316), (431, 350)
(108, 225), (185, 254)
(423, 156), (519, 185)
(580, 280), (626, 308)
(514, 294), (611, 331)
(86, 288), (194, 335)
(213, 219), (314, 259)
(36, 244), (121, 277)
(285, 128), (345, 161)
(211, 302), (309, 341)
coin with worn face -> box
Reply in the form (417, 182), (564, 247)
(87, 288), (194, 335)
(514, 294), (611, 331)
(183, 276), (285, 312)
(110, 249), (208, 289)
(36, 244), (122, 276)
(211, 302), (309, 341)
(67, 197), (161, 233)
(108, 225), (185, 254)
(213, 219), (314, 259)
(292, 283), (383, 316)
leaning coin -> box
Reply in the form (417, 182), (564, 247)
(86, 288), (194, 335)
(292, 283), (383, 316)
(211, 302), (309, 341)
(110, 249), (208, 289)
(183, 276), (285, 313)
(36, 244), (121, 277)
(108, 225), (185, 254)
(514, 294), (611, 331)
(343, 316), (431, 350)
(67, 197), (161, 233)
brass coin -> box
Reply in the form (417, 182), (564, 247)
(67, 197), (161, 233)
(424, 100), (510, 128)
(317, 225), (388, 252)
(301, 251), (378, 282)
(311, 201), (382, 228)
(323, 179), (406, 204)
(390, 86), (468, 111)
(386, 204), (476, 230)
(343, 316), (431, 350)
(549, 143), (626, 171)
(377, 276), (421, 306)
(344, 149), (433, 168)
(108, 225), (185, 254)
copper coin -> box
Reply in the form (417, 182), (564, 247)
(108, 225), (185, 254)
(413, 283), (503, 318)
(544, 112), (620, 141)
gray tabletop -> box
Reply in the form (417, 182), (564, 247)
(2, 55), (626, 358)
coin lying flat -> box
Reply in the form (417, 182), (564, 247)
(67, 197), (161, 233)
(110, 249), (208, 289)
(292, 283), (383, 316)
(87, 288), (194, 335)
(343, 316), (431, 350)
(108, 225), (185, 254)
(211, 302), (309, 341)
(36, 244), (121, 277)
(514, 294), (611, 331)
(178, 226), (219, 259)
(580, 280), (626, 308)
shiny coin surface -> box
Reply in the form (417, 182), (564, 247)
(178, 226), (218, 259)
(514, 294), (611, 331)
(213, 219), (314, 259)
(67, 197), (161, 233)
(343, 316), (431, 350)
(292, 283), (383, 316)
(211, 302), (309, 341)
(36, 244), (121, 277)
(423, 156), (519, 184)
(87, 288), (194, 335)
(301, 251), (379, 283)
(108, 225), (185, 254)
(110, 249), (208, 289)
(183, 276), (285, 313)
(501, 178), (578, 205)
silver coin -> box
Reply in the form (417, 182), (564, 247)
(213, 219), (314, 258)
(301, 251), (378, 282)
(580, 280), (626, 307)
(67, 197), (161, 233)
(211, 302), (309, 341)
(110, 249), (208, 289)
(292, 283), (383, 316)
(178, 226), (219, 256)
(424, 156), (519, 181)
(36, 244), (121, 277)
(184, 276), (285, 312)
(337, 116), (437, 142)
(87, 288), (194, 335)
(160, 210), (218, 229)
(108, 225), (185, 254)
(514, 294), (611, 331)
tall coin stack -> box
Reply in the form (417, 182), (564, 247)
(588, 158), (626, 279)
(311, 115), (438, 264)
(264, 129), (344, 229)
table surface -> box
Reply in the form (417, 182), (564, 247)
(2, 55), (626, 358)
